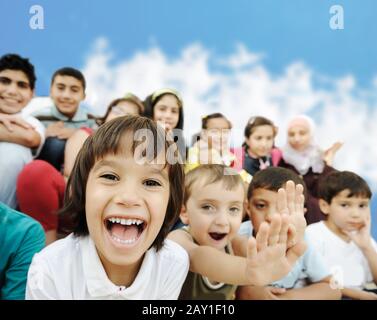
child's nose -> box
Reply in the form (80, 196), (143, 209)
(350, 208), (361, 219)
(113, 187), (141, 207)
(62, 89), (71, 98)
(214, 211), (229, 226)
(6, 82), (18, 95)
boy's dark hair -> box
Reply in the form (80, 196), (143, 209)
(202, 113), (232, 130)
(247, 167), (307, 201)
(318, 170), (372, 204)
(51, 67), (86, 91)
(0, 54), (36, 90)
(60, 115), (185, 251)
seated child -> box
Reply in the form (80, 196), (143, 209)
(0, 53), (45, 209)
(241, 116), (282, 178)
(32, 67), (95, 171)
(168, 164), (308, 300)
(143, 88), (186, 160)
(186, 113), (236, 173)
(26, 115), (189, 299)
(306, 170), (377, 300)
(237, 167), (341, 299)
(0, 202), (45, 300)
(16, 94), (145, 245)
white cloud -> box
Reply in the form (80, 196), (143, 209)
(81, 38), (377, 190)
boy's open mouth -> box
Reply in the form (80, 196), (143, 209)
(209, 232), (227, 241)
(105, 217), (146, 245)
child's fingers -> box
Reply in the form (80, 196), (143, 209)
(295, 184), (305, 213)
(247, 237), (257, 261)
(286, 181), (295, 215)
(268, 215), (281, 246)
(270, 287), (286, 295)
(256, 222), (269, 251)
(286, 241), (307, 266)
(1, 119), (13, 132)
(278, 214), (289, 245)
(287, 223), (297, 248)
(277, 188), (288, 215)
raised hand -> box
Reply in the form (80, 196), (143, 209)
(343, 215), (372, 251)
(245, 214), (307, 286)
(323, 141), (343, 166)
(277, 180), (306, 247)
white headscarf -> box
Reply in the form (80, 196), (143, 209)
(282, 115), (325, 175)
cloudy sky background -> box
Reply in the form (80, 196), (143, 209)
(2, 0), (376, 235)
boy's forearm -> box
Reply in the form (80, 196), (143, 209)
(362, 245), (377, 283)
(0, 124), (41, 147)
(189, 245), (251, 285)
(280, 283), (341, 300)
(341, 287), (366, 300)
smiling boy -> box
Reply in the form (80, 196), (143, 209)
(31, 67), (95, 170)
(0, 53), (45, 208)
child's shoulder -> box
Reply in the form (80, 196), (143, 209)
(34, 234), (82, 263)
(158, 239), (189, 265)
(305, 221), (326, 235)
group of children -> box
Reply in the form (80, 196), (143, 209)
(1, 53), (376, 300)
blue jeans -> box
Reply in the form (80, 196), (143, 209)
(37, 137), (67, 171)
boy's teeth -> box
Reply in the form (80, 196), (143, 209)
(108, 217), (143, 226)
(111, 235), (137, 244)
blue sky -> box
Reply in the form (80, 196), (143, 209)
(1, 0), (377, 95)
(2, 0), (377, 236)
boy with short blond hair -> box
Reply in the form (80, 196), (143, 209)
(168, 164), (308, 300)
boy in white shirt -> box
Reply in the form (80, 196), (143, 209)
(306, 170), (377, 300)
(0, 53), (45, 209)
(26, 116), (189, 299)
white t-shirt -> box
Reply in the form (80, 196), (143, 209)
(26, 234), (189, 300)
(239, 221), (330, 288)
(306, 221), (377, 290)
(21, 110), (45, 156)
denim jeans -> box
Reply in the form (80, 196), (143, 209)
(37, 137), (67, 171)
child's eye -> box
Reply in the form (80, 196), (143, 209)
(0, 77), (11, 85)
(229, 207), (240, 215)
(201, 205), (214, 211)
(255, 203), (266, 210)
(359, 204), (368, 209)
(143, 179), (162, 187)
(100, 173), (119, 181)
(18, 82), (29, 89)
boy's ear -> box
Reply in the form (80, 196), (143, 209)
(179, 204), (190, 225)
(318, 199), (330, 215)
